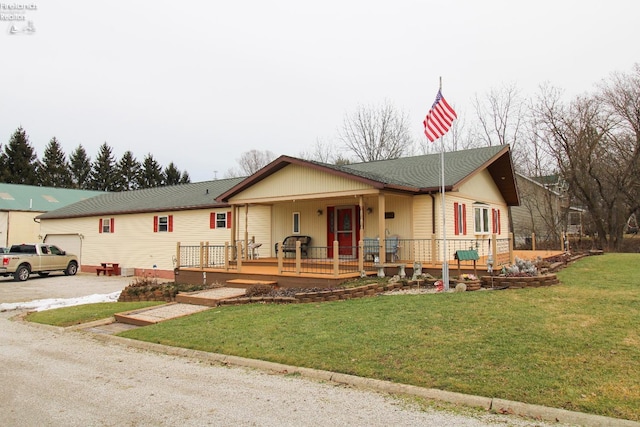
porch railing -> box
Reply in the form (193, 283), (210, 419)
(175, 233), (514, 277)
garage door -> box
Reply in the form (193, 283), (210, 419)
(44, 234), (82, 270)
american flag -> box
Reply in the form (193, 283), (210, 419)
(423, 89), (457, 142)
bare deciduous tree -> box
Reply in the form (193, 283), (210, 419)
(338, 102), (413, 162)
(225, 149), (276, 178)
(472, 82), (524, 149)
(533, 81), (635, 250)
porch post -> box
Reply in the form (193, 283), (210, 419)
(377, 193), (385, 262)
(509, 232), (515, 264)
(236, 241), (243, 271)
(224, 242), (230, 270)
(333, 240), (340, 276)
(277, 240), (284, 274)
(199, 241), (204, 269)
(244, 204), (249, 260)
(204, 241), (209, 268)
(295, 240), (301, 274)
(175, 242), (181, 269)
(431, 234), (437, 266)
(230, 205), (237, 248)
(491, 233), (498, 266)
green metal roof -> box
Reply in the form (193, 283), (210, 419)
(0, 183), (104, 212)
(341, 145), (507, 189)
(37, 178), (244, 219)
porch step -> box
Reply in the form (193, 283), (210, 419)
(175, 287), (247, 306)
(225, 278), (278, 288)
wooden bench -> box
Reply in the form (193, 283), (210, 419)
(373, 262), (406, 278)
(96, 267), (114, 276)
(275, 235), (312, 258)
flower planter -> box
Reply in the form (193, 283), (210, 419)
(480, 274), (558, 289)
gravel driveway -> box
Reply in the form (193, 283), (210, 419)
(0, 274), (562, 426)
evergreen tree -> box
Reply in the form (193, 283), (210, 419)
(2, 127), (38, 184)
(69, 144), (92, 189)
(89, 142), (117, 191)
(137, 153), (164, 188)
(115, 150), (141, 191)
(37, 137), (72, 187)
(163, 162), (182, 186)
(179, 170), (191, 184)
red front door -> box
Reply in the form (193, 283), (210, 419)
(327, 206), (360, 257)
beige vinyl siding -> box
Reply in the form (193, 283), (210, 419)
(40, 208), (252, 272)
(380, 195), (412, 240)
(7, 211), (43, 245)
(412, 195), (434, 240)
(458, 169), (504, 204)
(230, 164), (375, 203)
(272, 200), (328, 255)
(234, 205), (272, 258)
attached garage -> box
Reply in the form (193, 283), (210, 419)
(44, 234), (83, 270)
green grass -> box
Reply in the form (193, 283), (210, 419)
(25, 301), (164, 327)
(28, 254), (640, 420)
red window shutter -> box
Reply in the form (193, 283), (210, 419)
(110, 218), (115, 233)
(462, 204), (467, 235)
(497, 209), (501, 234)
(153, 216), (158, 232)
(168, 215), (174, 232)
(99, 218), (103, 233)
(226, 211), (232, 229)
(492, 209), (497, 233)
(210, 212), (216, 229)
(454, 202), (459, 235)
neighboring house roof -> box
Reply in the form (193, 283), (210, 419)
(0, 183), (104, 212)
(37, 178), (244, 220)
(219, 145), (519, 205)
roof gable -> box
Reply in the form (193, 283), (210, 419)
(219, 145), (519, 205)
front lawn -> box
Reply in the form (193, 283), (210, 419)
(118, 254), (640, 421)
(25, 301), (164, 327)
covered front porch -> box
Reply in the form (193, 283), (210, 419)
(174, 234), (521, 288)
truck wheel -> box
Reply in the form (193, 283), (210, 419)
(64, 261), (78, 276)
(14, 265), (30, 282)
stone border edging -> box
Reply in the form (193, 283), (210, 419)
(88, 331), (639, 427)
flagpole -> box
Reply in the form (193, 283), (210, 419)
(440, 126), (449, 291)
(438, 78), (449, 291)
(423, 77), (456, 291)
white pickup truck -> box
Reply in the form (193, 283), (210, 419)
(0, 243), (79, 282)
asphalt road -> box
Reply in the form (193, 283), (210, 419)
(0, 273), (558, 426)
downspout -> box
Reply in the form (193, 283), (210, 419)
(430, 193), (436, 234)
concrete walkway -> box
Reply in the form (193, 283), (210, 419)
(114, 287), (247, 326)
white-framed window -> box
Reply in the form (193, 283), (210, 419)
(216, 212), (227, 228)
(154, 215), (173, 232)
(99, 218), (114, 234)
(474, 204), (490, 234)
(210, 211), (232, 229)
(293, 212), (300, 234)
(158, 216), (169, 232)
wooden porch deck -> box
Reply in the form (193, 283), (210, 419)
(174, 250), (564, 288)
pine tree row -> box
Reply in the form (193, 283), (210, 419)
(0, 127), (191, 191)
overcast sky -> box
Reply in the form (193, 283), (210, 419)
(2, 0), (638, 182)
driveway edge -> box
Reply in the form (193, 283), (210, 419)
(87, 331), (639, 427)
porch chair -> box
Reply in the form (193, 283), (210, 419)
(385, 235), (400, 262)
(363, 237), (379, 261)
